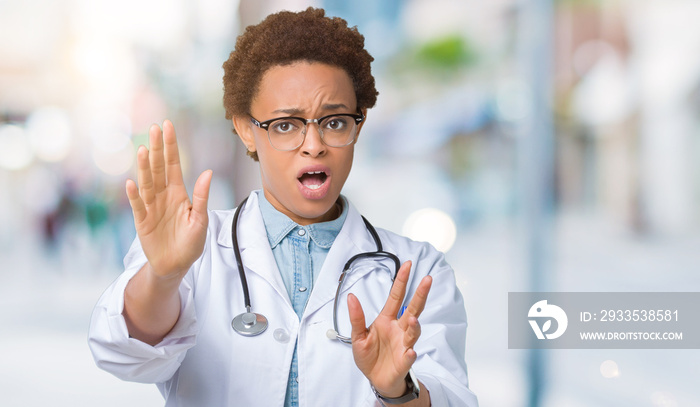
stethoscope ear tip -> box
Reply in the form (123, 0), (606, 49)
(326, 329), (339, 340)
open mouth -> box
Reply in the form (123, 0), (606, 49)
(298, 170), (328, 190)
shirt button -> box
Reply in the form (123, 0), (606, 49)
(273, 328), (289, 343)
(299, 287), (307, 292)
(297, 229), (306, 236)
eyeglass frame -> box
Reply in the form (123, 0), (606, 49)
(249, 111), (365, 151)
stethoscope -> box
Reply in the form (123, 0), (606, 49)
(230, 196), (400, 343)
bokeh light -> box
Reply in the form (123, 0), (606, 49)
(0, 124), (34, 170)
(26, 107), (73, 162)
(600, 360), (620, 379)
(92, 140), (135, 176)
(402, 208), (457, 252)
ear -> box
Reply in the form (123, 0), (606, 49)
(353, 108), (368, 144)
(232, 115), (257, 154)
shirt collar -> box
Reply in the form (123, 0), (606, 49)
(257, 190), (348, 249)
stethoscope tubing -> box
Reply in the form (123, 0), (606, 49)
(231, 196), (401, 342)
(333, 248), (400, 344)
(231, 197), (252, 313)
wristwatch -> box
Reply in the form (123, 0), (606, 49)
(371, 369), (420, 405)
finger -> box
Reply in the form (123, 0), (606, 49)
(401, 348), (418, 371)
(136, 145), (155, 205)
(406, 275), (433, 318)
(379, 260), (411, 319)
(399, 275), (432, 330)
(148, 124), (166, 193)
(402, 316), (421, 349)
(163, 120), (184, 186)
(348, 293), (368, 342)
(125, 179), (147, 224)
(190, 170), (212, 226)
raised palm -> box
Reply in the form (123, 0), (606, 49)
(348, 261), (433, 397)
(125, 120), (212, 278)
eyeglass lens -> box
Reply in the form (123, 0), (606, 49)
(267, 115), (358, 150)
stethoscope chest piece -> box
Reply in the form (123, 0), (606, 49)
(231, 312), (268, 336)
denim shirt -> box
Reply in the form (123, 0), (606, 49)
(257, 191), (348, 407)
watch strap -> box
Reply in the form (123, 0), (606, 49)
(371, 369), (420, 405)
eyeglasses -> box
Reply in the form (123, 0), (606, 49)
(250, 112), (364, 151)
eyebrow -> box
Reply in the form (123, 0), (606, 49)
(272, 103), (350, 116)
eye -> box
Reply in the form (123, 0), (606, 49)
(323, 116), (348, 131)
(270, 119), (300, 134)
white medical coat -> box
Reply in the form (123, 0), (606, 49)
(88, 191), (479, 406)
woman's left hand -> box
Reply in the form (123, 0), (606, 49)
(348, 260), (433, 399)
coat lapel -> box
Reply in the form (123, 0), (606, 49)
(217, 192), (292, 310)
(303, 201), (380, 319)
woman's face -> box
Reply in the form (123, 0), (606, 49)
(233, 61), (364, 225)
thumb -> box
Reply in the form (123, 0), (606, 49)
(191, 169), (213, 221)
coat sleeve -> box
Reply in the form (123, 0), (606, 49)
(405, 242), (479, 407)
(87, 236), (200, 384)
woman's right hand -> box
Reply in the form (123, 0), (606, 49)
(126, 120), (213, 281)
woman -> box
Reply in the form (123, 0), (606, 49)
(89, 8), (478, 407)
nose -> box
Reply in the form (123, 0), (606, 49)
(300, 122), (326, 157)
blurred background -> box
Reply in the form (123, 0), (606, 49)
(1, 0), (699, 405)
